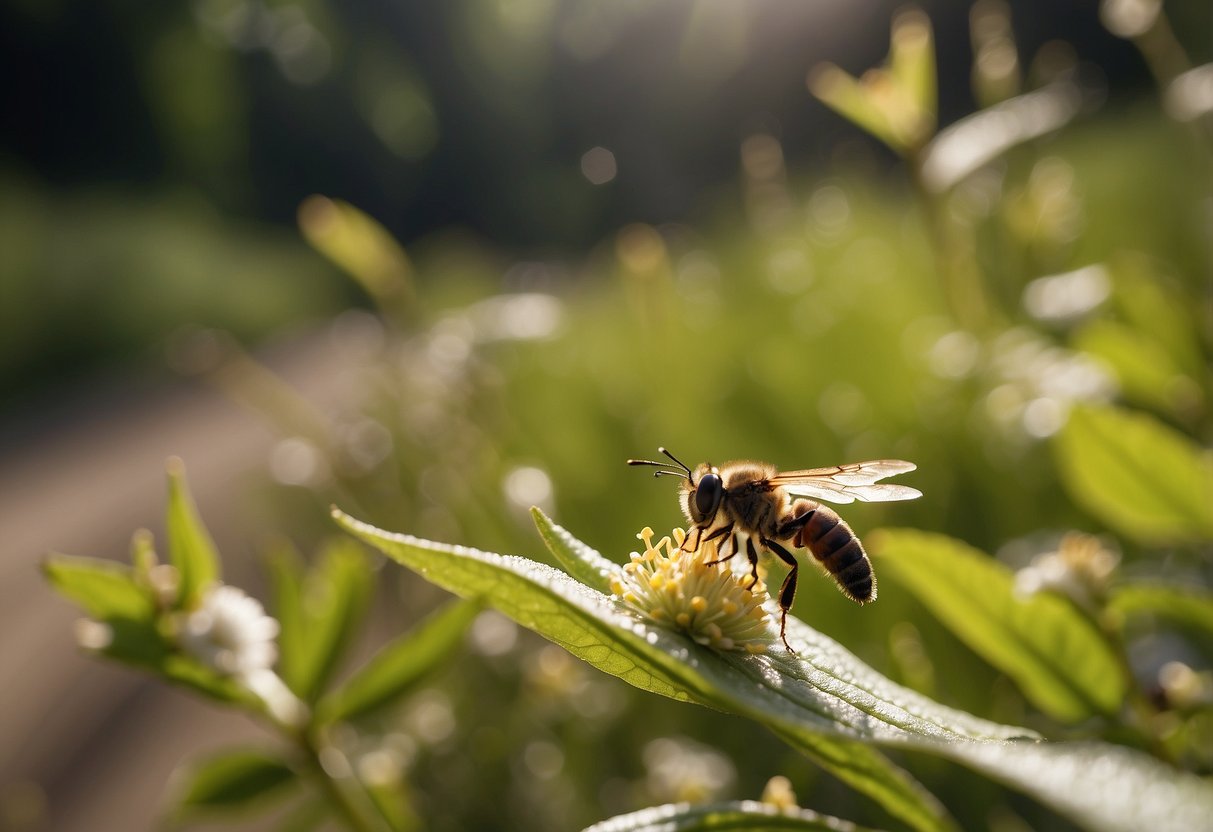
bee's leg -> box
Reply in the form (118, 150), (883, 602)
(743, 537), (761, 590)
(762, 538), (799, 653)
(702, 523), (736, 565)
(678, 525), (702, 552)
(776, 499), (817, 540)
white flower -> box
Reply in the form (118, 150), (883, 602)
(74, 619), (113, 651)
(642, 736), (736, 803)
(1158, 661), (1213, 710)
(180, 584), (280, 675)
(243, 667), (309, 728)
(1014, 533), (1119, 609)
(179, 584), (308, 727)
(761, 775), (799, 812)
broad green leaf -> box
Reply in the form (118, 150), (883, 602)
(1109, 583), (1213, 640)
(43, 554), (154, 622)
(318, 599), (480, 724)
(267, 541), (309, 697)
(171, 748), (297, 816)
(334, 508), (1027, 832)
(868, 529), (1125, 722)
(531, 506), (616, 592)
(293, 539), (374, 702)
(765, 727), (946, 832)
(937, 738), (1213, 832)
(165, 458), (221, 607)
(1110, 257), (1204, 381)
(332, 508), (1213, 832)
(583, 800), (878, 832)
(1054, 405), (1213, 543)
(1074, 321), (1195, 419)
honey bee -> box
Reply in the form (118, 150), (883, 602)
(627, 448), (921, 651)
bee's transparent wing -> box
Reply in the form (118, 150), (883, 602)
(770, 460), (922, 505)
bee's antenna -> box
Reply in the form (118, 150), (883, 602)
(627, 447), (694, 481)
(658, 447), (692, 476)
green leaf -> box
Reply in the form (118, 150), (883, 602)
(318, 599), (480, 724)
(583, 800), (879, 831)
(1054, 405), (1213, 543)
(809, 65), (901, 152)
(938, 739), (1213, 832)
(334, 508), (1024, 832)
(765, 728), (946, 832)
(366, 777), (421, 832)
(43, 554), (154, 622)
(1109, 257), (1205, 382)
(1109, 583), (1213, 640)
(158, 655), (262, 707)
(297, 195), (415, 311)
(267, 541), (309, 696)
(171, 748), (297, 816)
(332, 508), (1213, 832)
(165, 458), (221, 607)
(531, 506), (616, 592)
(130, 528), (158, 577)
(275, 798), (330, 832)
(292, 539), (374, 702)
(1074, 321), (1195, 419)
(42, 556), (258, 707)
(868, 529), (1125, 722)
(889, 7), (936, 134)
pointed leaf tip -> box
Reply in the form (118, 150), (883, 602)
(170, 748), (297, 817)
(530, 507), (617, 592)
(165, 459), (221, 607)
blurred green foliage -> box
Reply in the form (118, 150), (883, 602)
(178, 102), (1210, 829)
(28, 1), (1213, 830)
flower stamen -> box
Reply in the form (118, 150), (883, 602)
(610, 526), (775, 653)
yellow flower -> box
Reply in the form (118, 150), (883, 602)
(610, 527), (774, 654)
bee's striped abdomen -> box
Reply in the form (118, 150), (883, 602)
(797, 505), (876, 603)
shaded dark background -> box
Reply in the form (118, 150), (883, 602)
(2, 0), (1208, 406)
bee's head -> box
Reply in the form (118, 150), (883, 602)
(628, 447), (723, 525)
(683, 464), (723, 525)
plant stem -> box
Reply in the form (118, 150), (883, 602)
(1094, 607), (1178, 766)
(908, 152), (993, 332)
(295, 728), (395, 832)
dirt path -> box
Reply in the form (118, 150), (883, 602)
(1, 332), (348, 831)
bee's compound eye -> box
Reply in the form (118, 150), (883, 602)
(694, 472), (723, 520)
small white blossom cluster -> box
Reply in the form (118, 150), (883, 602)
(642, 736), (736, 803)
(1014, 532), (1119, 609)
(985, 328), (1117, 439)
(610, 527), (774, 654)
(180, 584), (280, 674)
(1158, 661), (1213, 711)
(761, 775), (800, 812)
(180, 584), (306, 726)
